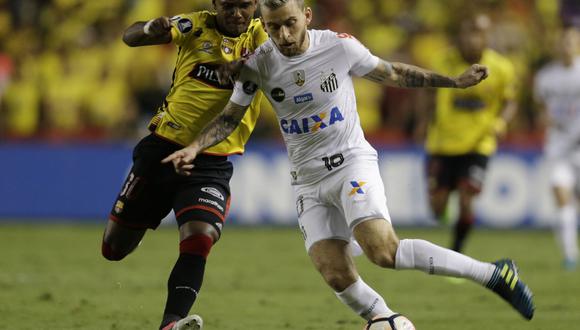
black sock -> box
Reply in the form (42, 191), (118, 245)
(452, 219), (473, 252)
(159, 254), (206, 329)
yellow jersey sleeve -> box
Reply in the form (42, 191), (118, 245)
(169, 13), (197, 47)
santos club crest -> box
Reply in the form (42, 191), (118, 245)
(320, 69), (338, 93)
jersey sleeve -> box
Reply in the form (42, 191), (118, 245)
(170, 13), (196, 46)
(252, 21), (269, 48)
(339, 34), (381, 77)
(500, 58), (517, 101)
(230, 56), (260, 106)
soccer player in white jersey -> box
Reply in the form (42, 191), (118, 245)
(163, 0), (535, 324)
(535, 26), (580, 271)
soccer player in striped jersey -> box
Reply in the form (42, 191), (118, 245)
(100, 1), (267, 329)
(164, 0), (534, 325)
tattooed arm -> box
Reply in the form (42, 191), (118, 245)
(364, 59), (489, 89)
(162, 101), (250, 175)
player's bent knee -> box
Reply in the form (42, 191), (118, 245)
(101, 241), (127, 261)
(367, 243), (398, 269)
(180, 233), (214, 259)
(369, 251), (396, 268)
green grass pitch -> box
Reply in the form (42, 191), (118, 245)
(0, 225), (578, 329)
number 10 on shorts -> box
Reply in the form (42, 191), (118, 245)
(322, 153), (344, 171)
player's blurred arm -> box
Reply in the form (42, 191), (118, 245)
(161, 101), (250, 175)
(363, 60), (489, 89)
(122, 17), (172, 47)
(494, 100), (518, 138)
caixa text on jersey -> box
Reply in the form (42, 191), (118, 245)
(280, 107), (344, 134)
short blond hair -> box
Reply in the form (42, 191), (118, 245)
(259, 0), (304, 10)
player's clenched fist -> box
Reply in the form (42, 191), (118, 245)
(161, 146), (200, 176)
(144, 16), (172, 36)
(455, 64), (489, 88)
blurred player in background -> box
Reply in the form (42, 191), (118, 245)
(421, 14), (517, 253)
(163, 0), (535, 326)
(100, 1), (268, 329)
(534, 26), (580, 271)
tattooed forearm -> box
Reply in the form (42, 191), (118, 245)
(195, 102), (248, 150)
(364, 61), (458, 88)
(363, 60), (393, 83)
(392, 63), (457, 88)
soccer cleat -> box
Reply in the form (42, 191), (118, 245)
(562, 259), (577, 271)
(162, 315), (203, 330)
(486, 259), (535, 320)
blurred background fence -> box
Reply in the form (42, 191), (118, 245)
(0, 0), (579, 227)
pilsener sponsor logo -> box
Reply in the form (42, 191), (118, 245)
(188, 63), (234, 89)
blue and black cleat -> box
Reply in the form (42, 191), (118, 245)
(486, 259), (535, 320)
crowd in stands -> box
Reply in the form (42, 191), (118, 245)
(0, 0), (577, 146)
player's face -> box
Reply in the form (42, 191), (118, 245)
(261, 1), (312, 57)
(560, 28), (580, 62)
(457, 22), (487, 63)
(213, 0), (257, 37)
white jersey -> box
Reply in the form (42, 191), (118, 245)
(231, 29), (380, 184)
(535, 57), (580, 160)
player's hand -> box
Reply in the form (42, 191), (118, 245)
(161, 146), (199, 176)
(216, 59), (247, 86)
(144, 16), (172, 37)
(455, 64), (489, 88)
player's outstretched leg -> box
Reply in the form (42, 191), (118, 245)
(354, 220), (535, 320)
(486, 259), (535, 320)
(161, 314), (203, 330)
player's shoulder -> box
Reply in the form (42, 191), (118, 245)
(537, 61), (558, 74)
(536, 61), (561, 82)
(169, 11), (207, 34)
(246, 18), (266, 34)
(242, 39), (275, 72)
(484, 49), (513, 68)
(310, 29), (355, 45)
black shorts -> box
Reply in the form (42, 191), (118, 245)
(109, 134), (233, 235)
(426, 153), (489, 194)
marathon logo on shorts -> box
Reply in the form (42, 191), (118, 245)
(320, 70), (338, 93)
(198, 198), (224, 212)
(201, 187), (224, 201)
(349, 181), (366, 196)
(280, 106), (344, 135)
(188, 63), (234, 89)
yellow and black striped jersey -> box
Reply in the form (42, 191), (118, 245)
(426, 48), (516, 156)
(149, 11), (268, 154)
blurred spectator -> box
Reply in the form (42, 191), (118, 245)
(0, 0), (570, 145)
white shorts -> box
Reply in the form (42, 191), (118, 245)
(551, 158), (580, 191)
(294, 159), (391, 251)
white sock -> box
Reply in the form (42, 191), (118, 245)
(335, 277), (394, 320)
(555, 205), (579, 262)
(395, 239), (496, 285)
